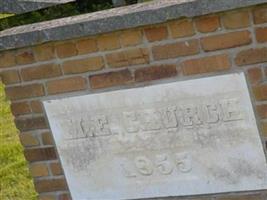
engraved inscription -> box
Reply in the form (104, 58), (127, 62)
(44, 73), (267, 200)
(135, 156), (154, 176)
(155, 154), (173, 175)
(121, 152), (192, 178)
(61, 98), (244, 140)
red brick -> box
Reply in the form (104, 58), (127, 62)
(58, 193), (71, 200)
(144, 26), (168, 42)
(135, 64), (177, 82)
(15, 48), (35, 65)
(21, 63), (62, 81)
(253, 6), (267, 24)
(256, 27), (267, 43)
(19, 133), (39, 147)
(222, 10), (250, 29)
(24, 147), (57, 162)
(247, 67), (263, 84)
(169, 19), (195, 38)
(47, 77), (87, 95)
(195, 15), (220, 33)
(0, 70), (20, 85)
(235, 47), (267, 66)
(262, 121), (267, 137)
(56, 42), (77, 58)
(34, 43), (55, 61)
(89, 69), (133, 89)
(76, 38), (98, 54)
(97, 33), (120, 51)
(42, 132), (54, 145)
(11, 102), (31, 116)
(35, 178), (67, 193)
(201, 31), (251, 51)
(0, 51), (16, 68)
(106, 48), (149, 68)
(38, 195), (56, 200)
(5, 83), (44, 100)
(257, 104), (267, 119)
(120, 30), (142, 47)
(181, 54), (231, 75)
(15, 116), (47, 132)
(253, 83), (267, 101)
(152, 39), (199, 61)
(50, 162), (63, 175)
(62, 56), (104, 74)
(30, 100), (43, 113)
(29, 163), (49, 177)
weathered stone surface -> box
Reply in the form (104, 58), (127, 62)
(1, 0), (267, 51)
(44, 73), (267, 200)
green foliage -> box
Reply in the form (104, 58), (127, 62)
(0, 14), (14, 19)
(0, 83), (37, 200)
(0, 3), (80, 31)
(92, 2), (113, 11)
(0, 0), (155, 31)
(125, 0), (138, 4)
(0, 1), (113, 31)
(0, 0), (153, 31)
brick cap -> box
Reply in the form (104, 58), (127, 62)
(0, 0), (267, 51)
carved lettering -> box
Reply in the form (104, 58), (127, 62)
(205, 104), (220, 124)
(63, 117), (86, 139)
(175, 152), (192, 173)
(155, 154), (173, 175)
(220, 99), (243, 121)
(121, 152), (192, 178)
(139, 109), (162, 131)
(92, 115), (111, 136)
(182, 105), (203, 127)
(62, 98), (244, 140)
(161, 106), (178, 128)
(80, 115), (94, 137)
(123, 111), (140, 133)
(134, 156), (154, 176)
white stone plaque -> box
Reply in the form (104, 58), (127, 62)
(44, 72), (267, 200)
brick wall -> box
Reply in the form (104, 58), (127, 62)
(0, 4), (267, 200)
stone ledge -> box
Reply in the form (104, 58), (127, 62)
(0, 0), (266, 51)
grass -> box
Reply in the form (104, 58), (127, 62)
(0, 83), (37, 200)
(0, 14), (14, 19)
